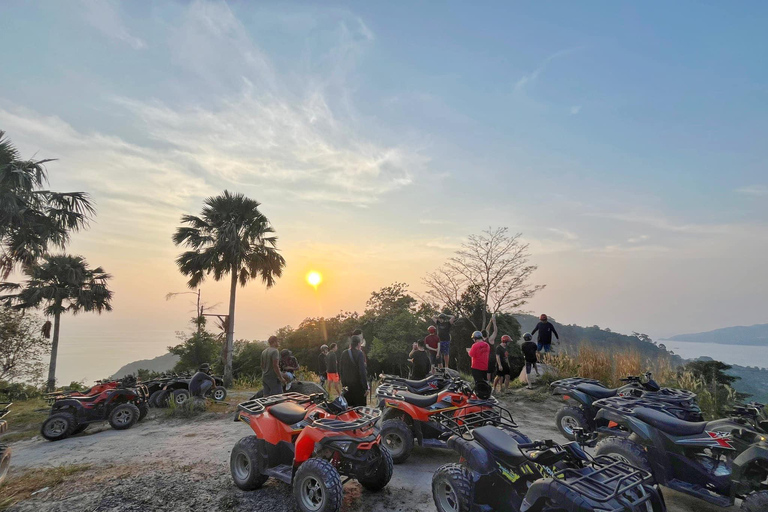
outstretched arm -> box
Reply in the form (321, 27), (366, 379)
(486, 313), (498, 343)
(551, 324), (559, 340)
(531, 324), (539, 336)
(449, 314), (457, 325)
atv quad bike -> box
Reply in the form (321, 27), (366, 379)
(375, 375), (496, 463)
(0, 402), (11, 484)
(231, 392), (393, 512)
(252, 379), (327, 400)
(550, 373), (702, 440)
(432, 402), (666, 512)
(40, 378), (149, 441)
(44, 379), (120, 405)
(727, 402), (768, 434)
(595, 395), (768, 510)
(378, 368), (460, 395)
(154, 373), (227, 408)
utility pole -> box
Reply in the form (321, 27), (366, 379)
(166, 289), (204, 335)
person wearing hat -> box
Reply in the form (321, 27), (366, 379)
(318, 345), (329, 390)
(424, 325), (440, 368)
(189, 363), (216, 399)
(467, 330), (490, 385)
(493, 335), (512, 393)
(531, 313), (559, 353)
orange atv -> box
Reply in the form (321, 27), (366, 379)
(376, 377), (496, 463)
(44, 379), (119, 404)
(231, 392), (393, 512)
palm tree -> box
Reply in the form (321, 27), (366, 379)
(0, 255), (113, 391)
(0, 131), (94, 278)
(173, 191), (285, 386)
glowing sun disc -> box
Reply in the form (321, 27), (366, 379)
(307, 271), (323, 288)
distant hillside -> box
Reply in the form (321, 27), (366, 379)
(109, 353), (179, 379)
(669, 324), (768, 346)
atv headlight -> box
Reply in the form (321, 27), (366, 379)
(329, 440), (356, 454)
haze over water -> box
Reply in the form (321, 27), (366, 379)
(658, 339), (768, 369)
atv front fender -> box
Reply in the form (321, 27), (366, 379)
(731, 442), (768, 496)
(552, 388), (593, 408)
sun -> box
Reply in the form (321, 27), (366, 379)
(306, 271), (323, 289)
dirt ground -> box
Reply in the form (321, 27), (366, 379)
(3, 389), (738, 512)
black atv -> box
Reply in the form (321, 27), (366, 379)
(0, 402), (11, 483)
(432, 402), (666, 512)
(550, 373), (702, 440)
(727, 402), (768, 434)
(40, 377), (149, 441)
(378, 368), (459, 395)
(594, 395), (768, 511)
(154, 373), (228, 408)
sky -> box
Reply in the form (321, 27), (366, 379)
(1, 1), (767, 384)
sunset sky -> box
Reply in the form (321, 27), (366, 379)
(1, 1), (767, 384)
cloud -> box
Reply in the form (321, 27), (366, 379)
(81, 0), (147, 50)
(513, 47), (582, 92)
(735, 185), (768, 197)
(548, 228), (578, 240)
(570, 105), (582, 115)
(627, 235), (650, 243)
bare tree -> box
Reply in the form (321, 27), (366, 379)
(423, 227), (545, 330)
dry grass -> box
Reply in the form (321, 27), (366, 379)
(0, 464), (91, 510)
(0, 399), (48, 443)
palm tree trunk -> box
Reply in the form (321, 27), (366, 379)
(46, 311), (61, 392)
(224, 268), (238, 386)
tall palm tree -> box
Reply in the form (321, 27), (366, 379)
(0, 131), (95, 278)
(0, 255), (113, 391)
(173, 191), (285, 386)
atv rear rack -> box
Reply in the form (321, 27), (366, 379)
(549, 377), (603, 390)
(435, 402), (518, 439)
(593, 395), (672, 415)
(311, 406), (381, 432)
(237, 392), (320, 415)
(642, 387), (697, 403)
(553, 455), (653, 509)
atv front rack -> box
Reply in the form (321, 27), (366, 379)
(553, 455), (653, 509)
(593, 395), (672, 415)
(435, 402), (518, 439)
(642, 387), (697, 403)
(311, 406), (381, 432)
(549, 377), (603, 390)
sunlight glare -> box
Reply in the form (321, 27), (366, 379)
(306, 271), (323, 289)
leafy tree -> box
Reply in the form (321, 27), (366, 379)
(0, 255), (112, 391)
(168, 321), (223, 374)
(173, 191), (286, 386)
(279, 312), (360, 368)
(232, 339), (267, 380)
(0, 306), (50, 382)
(684, 360), (738, 386)
(0, 131), (94, 278)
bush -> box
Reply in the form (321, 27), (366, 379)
(0, 381), (43, 401)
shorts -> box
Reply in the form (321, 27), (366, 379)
(471, 368), (487, 383)
(327, 372), (340, 383)
(427, 349), (438, 366)
(439, 341), (451, 354)
(496, 365), (510, 377)
(262, 375), (283, 397)
(487, 363), (497, 377)
(525, 362), (538, 373)
(537, 342), (552, 353)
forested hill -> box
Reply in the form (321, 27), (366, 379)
(668, 323), (768, 346)
(109, 353), (179, 379)
(514, 314), (683, 363)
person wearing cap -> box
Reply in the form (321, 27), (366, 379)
(494, 335), (512, 393)
(261, 335), (286, 396)
(432, 313), (456, 369)
(424, 326), (440, 368)
(531, 313), (559, 353)
(318, 345), (329, 389)
(189, 363), (216, 399)
(467, 330), (490, 385)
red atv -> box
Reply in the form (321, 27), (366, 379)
(376, 377), (495, 463)
(231, 392), (393, 512)
(40, 377), (149, 441)
(44, 379), (119, 404)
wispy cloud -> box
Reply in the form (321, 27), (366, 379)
(513, 47), (582, 92)
(627, 235), (650, 243)
(735, 185), (768, 197)
(548, 227), (578, 240)
(569, 105), (582, 115)
(81, 0), (146, 50)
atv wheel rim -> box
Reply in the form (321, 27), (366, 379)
(45, 418), (68, 437)
(233, 452), (251, 481)
(175, 393), (187, 405)
(114, 409), (133, 426)
(384, 433), (404, 456)
(561, 416), (579, 436)
(299, 476), (325, 511)
(213, 389), (225, 400)
(435, 476), (460, 512)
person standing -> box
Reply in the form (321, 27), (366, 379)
(339, 333), (368, 407)
(317, 345), (328, 390)
(467, 330), (490, 385)
(424, 326), (440, 368)
(261, 336), (286, 396)
(325, 343), (341, 397)
(433, 313), (456, 369)
(409, 339), (432, 380)
(521, 333), (539, 389)
(531, 314), (559, 353)
(494, 335), (512, 393)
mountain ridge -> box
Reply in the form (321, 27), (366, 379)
(669, 323), (768, 346)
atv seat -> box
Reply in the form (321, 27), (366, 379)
(398, 390), (439, 408)
(473, 426), (525, 465)
(635, 407), (707, 436)
(269, 402), (307, 425)
(575, 383), (617, 399)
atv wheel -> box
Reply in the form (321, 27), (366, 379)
(149, 390), (165, 408)
(41, 412), (76, 441)
(380, 419), (414, 464)
(293, 458), (343, 512)
(211, 386), (227, 401)
(555, 406), (591, 441)
(0, 444), (11, 484)
(432, 463), (473, 512)
(742, 491), (768, 512)
(596, 437), (653, 477)
(71, 424), (89, 435)
(109, 403), (140, 430)
(138, 402), (149, 422)
(171, 389), (190, 406)
(230, 436), (269, 490)
(358, 444), (394, 491)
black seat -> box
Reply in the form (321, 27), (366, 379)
(269, 402), (308, 425)
(472, 426), (526, 464)
(576, 383), (617, 399)
(634, 407), (707, 436)
(398, 390), (439, 408)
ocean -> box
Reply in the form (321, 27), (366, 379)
(658, 339), (768, 369)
